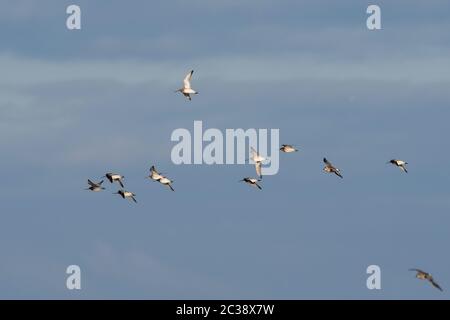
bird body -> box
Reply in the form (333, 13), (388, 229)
(240, 177), (262, 190)
(86, 179), (105, 192)
(159, 176), (175, 191)
(176, 70), (198, 101)
(250, 147), (266, 179)
(114, 189), (137, 203)
(388, 159), (408, 173)
(148, 166), (175, 191)
(280, 144), (298, 153)
(104, 173), (125, 188)
(323, 158), (343, 179)
(409, 269), (443, 291)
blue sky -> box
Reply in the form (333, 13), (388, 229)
(1, 0), (450, 299)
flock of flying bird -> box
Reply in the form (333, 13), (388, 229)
(84, 70), (441, 293)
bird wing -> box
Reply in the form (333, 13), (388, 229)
(255, 162), (262, 178)
(409, 268), (427, 275)
(88, 179), (96, 187)
(131, 196), (137, 203)
(430, 279), (443, 291)
(168, 184), (175, 192)
(255, 182), (262, 190)
(333, 168), (343, 178)
(323, 158), (332, 166)
(250, 147), (259, 161)
(183, 70), (193, 88)
(119, 180), (124, 188)
(151, 165), (160, 175)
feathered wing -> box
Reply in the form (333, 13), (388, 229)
(323, 158), (332, 166)
(409, 268), (427, 275)
(430, 279), (443, 291)
(334, 169), (343, 179)
(255, 162), (262, 178)
(183, 70), (193, 89)
(151, 165), (160, 175)
(250, 147), (258, 161)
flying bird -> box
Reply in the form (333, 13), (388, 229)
(250, 147), (266, 179)
(114, 189), (137, 203)
(323, 158), (343, 179)
(104, 173), (125, 188)
(388, 159), (408, 173)
(240, 177), (262, 190)
(85, 179), (105, 192)
(175, 70), (198, 101)
(409, 269), (443, 291)
(147, 166), (175, 191)
(280, 144), (299, 153)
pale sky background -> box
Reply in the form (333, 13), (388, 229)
(1, 0), (450, 299)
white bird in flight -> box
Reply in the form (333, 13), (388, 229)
(104, 173), (125, 188)
(148, 165), (175, 191)
(280, 144), (299, 153)
(114, 189), (137, 203)
(175, 70), (198, 101)
(250, 147), (266, 179)
(240, 177), (262, 190)
(388, 159), (408, 173)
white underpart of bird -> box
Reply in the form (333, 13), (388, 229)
(105, 173), (125, 188)
(280, 144), (298, 153)
(176, 70), (198, 100)
(389, 159), (408, 173)
(397, 160), (407, 172)
(250, 147), (267, 178)
(114, 190), (137, 203)
(241, 177), (262, 190)
(159, 176), (175, 191)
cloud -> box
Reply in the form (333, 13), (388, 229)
(83, 242), (234, 298)
(1, 48), (450, 87)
